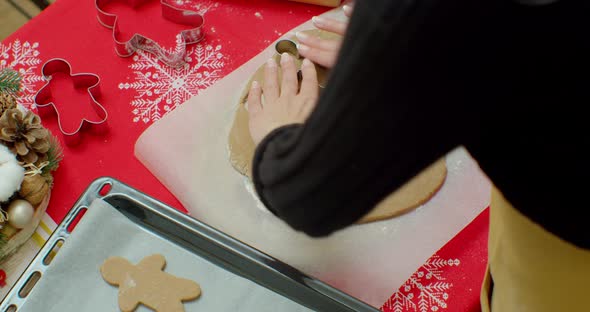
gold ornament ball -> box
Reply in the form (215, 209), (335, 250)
(7, 199), (35, 229)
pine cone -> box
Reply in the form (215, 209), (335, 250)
(0, 108), (50, 164)
(0, 92), (17, 116)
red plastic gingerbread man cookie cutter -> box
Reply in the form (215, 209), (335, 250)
(33, 58), (108, 146)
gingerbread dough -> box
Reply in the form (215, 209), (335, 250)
(229, 29), (338, 177)
(228, 30), (448, 223)
(100, 254), (201, 312)
(356, 158), (447, 223)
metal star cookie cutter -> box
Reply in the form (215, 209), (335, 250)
(34, 58), (108, 146)
(95, 0), (205, 68)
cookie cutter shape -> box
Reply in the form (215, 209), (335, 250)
(275, 39), (300, 58)
(274, 38), (328, 88)
(96, 0), (205, 68)
(34, 58), (108, 146)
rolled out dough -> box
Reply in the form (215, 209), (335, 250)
(228, 30), (447, 224)
(356, 158), (447, 223)
(229, 29), (337, 177)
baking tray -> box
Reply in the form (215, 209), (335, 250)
(0, 177), (379, 312)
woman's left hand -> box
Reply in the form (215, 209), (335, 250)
(248, 53), (319, 146)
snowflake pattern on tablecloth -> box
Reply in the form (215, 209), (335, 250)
(0, 39), (44, 110)
(382, 255), (460, 312)
(119, 41), (225, 123)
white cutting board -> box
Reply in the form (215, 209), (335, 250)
(135, 7), (491, 307)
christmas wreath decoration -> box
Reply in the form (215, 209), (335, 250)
(0, 68), (62, 261)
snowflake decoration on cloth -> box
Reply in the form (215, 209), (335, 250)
(0, 39), (44, 110)
(119, 41), (225, 123)
(382, 255), (460, 312)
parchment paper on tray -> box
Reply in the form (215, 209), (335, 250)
(19, 199), (311, 312)
(135, 7), (491, 308)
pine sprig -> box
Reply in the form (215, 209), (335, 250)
(0, 68), (22, 96)
(41, 135), (63, 186)
(0, 231), (7, 250)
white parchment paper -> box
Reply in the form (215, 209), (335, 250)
(19, 199), (311, 312)
(135, 7), (492, 307)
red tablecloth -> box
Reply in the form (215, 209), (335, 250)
(1, 1), (488, 310)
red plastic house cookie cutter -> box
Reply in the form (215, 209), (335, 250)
(95, 0), (205, 68)
(34, 59), (108, 146)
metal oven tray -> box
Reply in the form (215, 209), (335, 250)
(0, 177), (379, 312)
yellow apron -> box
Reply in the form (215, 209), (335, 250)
(481, 187), (590, 312)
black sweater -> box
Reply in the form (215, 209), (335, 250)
(253, 0), (590, 249)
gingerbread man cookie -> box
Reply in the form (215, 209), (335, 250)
(100, 254), (201, 312)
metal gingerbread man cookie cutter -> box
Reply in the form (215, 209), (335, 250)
(274, 38), (329, 88)
(95, 0), (205, 68)
(34, 58), (108, 146)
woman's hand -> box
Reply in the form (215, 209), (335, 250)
(248, 53), (319, 146)
(295, 3), (353, 68)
